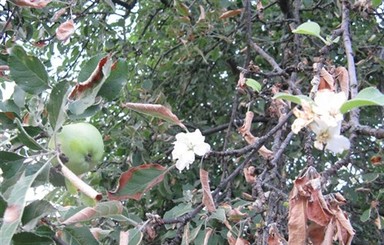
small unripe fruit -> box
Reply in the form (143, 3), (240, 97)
(49, 122), (104, 175)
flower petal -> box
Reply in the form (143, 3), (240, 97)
(175, 150), (195, 172)
(326, 135), (350, 154)
(193, 142), (211, 156)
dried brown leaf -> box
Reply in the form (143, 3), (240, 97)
(238, 111), (273, 159)
(200, 168), (216, 212)
(335, 67), (349, 98)
(237, 72), (246, 88)
(203, 228), (214, 245)
(61, 163), (102, 201)
(319, 68), (335, 91)
(307, 222), (326, 245)
(122, 103), (186, 130)
(227, 207), (247, 222)
(268, 224), (286, 245)
(14, 0), (51, 8)
(306, 179), (332, 226)
(333, 208), (355, 245)
(243, 166), (256, 184)
(219, 8), (244, 19)
(197, 5), (206, 23)
(56, 19), (75, 42)
(288, 196), (307, 245)
(51, 8), (68, 22)
(322, 219), (336, 245)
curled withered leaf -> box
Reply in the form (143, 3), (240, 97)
(238, 111), (273, 159)
(14, 0), (51, 8)
(200, 168), (216, 213)
(122, 102), (186, 130)
(306, 178), (332, 226)
(227, 207), (247, 222)
(335, 67), (349, 98)
(56, 19), (75, 42)
(219, 8), (244, 19)
(243, 166), (256, 184)
(237, 72), (246, 88)
(268, 223), (286, 245)
(319, 68), (335, 91)
(51, 8), (68, 22)
(197, 5), (206, 23)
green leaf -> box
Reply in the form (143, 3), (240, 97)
(98, 59), (129, 100)
(340, 87), (384, 114)
(107, 164), (167, 201)
(360, 208), (371, 222)
(0, 159), (51, 245)
(61, 226), (99, 245)
(273, 92), (311, 105)
(372, 0), (382, 8)
(14, 118), (43, 150)
(126, 228), (143, 245)
(0, 151), (25, 179)
(12, 232), (54, 245)
(362, 173), (380, 183)
(163, 203), (193, 229)
(21, 200), (56, 231)
(47, 81), (70, 132)
(9, 45), (49, 94)
(245, 78), (261, 92)
(210, 207), (226, 222)
(292, 21), (321, 38)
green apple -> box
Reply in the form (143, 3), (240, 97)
(49, 122), (104, 175)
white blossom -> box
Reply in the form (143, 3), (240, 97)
(172, 129), (211, 172)
(311, 119), (350, 154)
(312, 90), (346, 127)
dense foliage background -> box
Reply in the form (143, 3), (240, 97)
(0, 0), (383, 244)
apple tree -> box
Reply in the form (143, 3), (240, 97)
(0, 0), (384, 244)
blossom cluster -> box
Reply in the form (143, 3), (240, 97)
(292, 90), (350, 154)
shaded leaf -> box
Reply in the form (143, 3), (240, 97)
(14, 118), (43, 150)
(60, 226), (99, 245)
(98, 59), (129, 100)
(108, 164), (166, 201)
(62, 201), (123, 225)
(9, 45), (49, 94)
(200, 168), (216, 212)
(12, 232), (54, 245)
(47, 81), (70, 132)
(21, 200), (55, 231)
(340, 87), (384, 113)
(56, 19), (75, 42)
(360, 208), (371, 222)
(163, 203), (193, 229)
(122, 103), (186, 130)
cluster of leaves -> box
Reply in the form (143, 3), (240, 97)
(1, 0), (384, 244)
